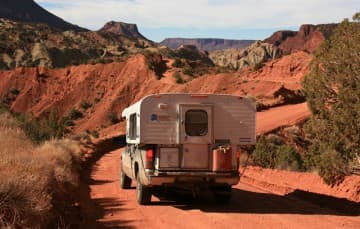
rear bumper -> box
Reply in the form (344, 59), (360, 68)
(145, 170), (240, 186)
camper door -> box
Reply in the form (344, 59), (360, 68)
(179, 105), (213, 169)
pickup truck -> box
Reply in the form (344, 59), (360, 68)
(120, 93), (256, 205)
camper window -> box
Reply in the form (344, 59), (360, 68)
(185, 110), (208, 136)
(129, 113), (137, 140)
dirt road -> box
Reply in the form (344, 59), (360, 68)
(86, 103), (359, 229)
(256, 102), (311, 134)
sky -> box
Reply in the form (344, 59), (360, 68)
(35, 0), (358, 42)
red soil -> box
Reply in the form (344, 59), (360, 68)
(0, 51), (312, 134)
(1, 50), (358, 228)
(242, 166), (360, 203)
(256, 102), (310, 134)
(85, 106), (359, 228)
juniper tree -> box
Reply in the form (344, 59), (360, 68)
(302, 13), (360, 183)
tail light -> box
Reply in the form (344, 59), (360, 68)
(236, 151), (241, 170)
(145, 148), (154, 169)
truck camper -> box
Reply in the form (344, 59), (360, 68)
(120, 93), (256, 204)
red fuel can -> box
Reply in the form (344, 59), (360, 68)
(212, 146), (233, 171)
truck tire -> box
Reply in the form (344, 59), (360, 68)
(213, 185), (232, 203)
(136, 175), (151, 205)
(120, 168), (132, 189)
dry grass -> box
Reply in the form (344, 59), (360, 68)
(0, 113), (83, 228)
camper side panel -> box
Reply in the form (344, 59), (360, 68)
(140, 98), (179, 144)
(122, 101), (142, 144)
(213, 99), (256, 145)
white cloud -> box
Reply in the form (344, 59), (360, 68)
(35, 0), (358, 31)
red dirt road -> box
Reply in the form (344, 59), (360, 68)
(256, 102), (311, 134)
(87, 104), (360, 229)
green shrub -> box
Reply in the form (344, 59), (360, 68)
(251, 136), (277, 168)
(86, 129), (99, 138)
(172, 58), (184, 68)
(182, 67), (194, 76)
(317, 150), (348, 185)
(302, 142), (322, 171)
(302, 15), (360, 173)
(256, 101), (266, 111)
(318, 150), (348, 185)
(61, 116), (75, 127)
(239, 151), (250, 166)
(15, 111), (66, 144)
(252, 135), (303, 171)
(108, 112), (120, 124)
(175, 45), (202, 60)
(9, 88), (20, 95)
(0, 102), (8, 114)
(252, 62), (264, 71)
(80, 101), (92, 110)
(68, 108), (83, 120)
(266, 134), (284, 145)
(173, 72), (185, 84)
(275, 145), (303, 171)
(283, 126), (301, 136)
(302, 138), (349, 184)
(143, 51), (167, 79)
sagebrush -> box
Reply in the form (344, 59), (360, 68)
(0, 113), (82, 228)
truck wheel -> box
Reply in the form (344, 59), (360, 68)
(120, 168), (132, 189)
(136, 175), (151, 205)
(213, 185), (232, 203)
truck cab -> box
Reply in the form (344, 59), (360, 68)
(120, 93), (256, 205)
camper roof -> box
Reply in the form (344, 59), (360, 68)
(121, 93), (246, 118)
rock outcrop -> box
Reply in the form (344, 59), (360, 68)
(209, 41), (279, 70)
(0, 18), (155, 69)
(0, 0), (86, 31)
(175, 45), (213, 64)
(160, 38), (255, 52)
(99, 21), (147, 40)
(264, 24), (337, 54)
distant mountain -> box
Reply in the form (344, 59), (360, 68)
(160, 38), (255, 52)
(264, 24), (337, 53)
(0, 0), (87, 31)
(99, 21), (147, 40)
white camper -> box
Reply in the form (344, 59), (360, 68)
(120, 93), (256, 204)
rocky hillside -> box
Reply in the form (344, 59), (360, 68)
(0, 0), (86, 31)
(264, 24), (337, 54)
(160, 38), (255, 51)
(0, 18), (217, 74)
(209, 41), (279, 70)
(99, 21), (147, 40)
(209, 24), (337, 70)
(0, 51), (311, 134)
(0, 18), (156, 69)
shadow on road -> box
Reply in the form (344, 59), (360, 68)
(76, 135), (359, 228)
(76, 135), (135, 229)
(152, 188), (360, 216)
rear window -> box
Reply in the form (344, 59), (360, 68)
(129, 113), (137, 140)
(185, 110), (208, 136)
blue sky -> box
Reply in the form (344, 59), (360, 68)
(35, 0), (358, 42)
